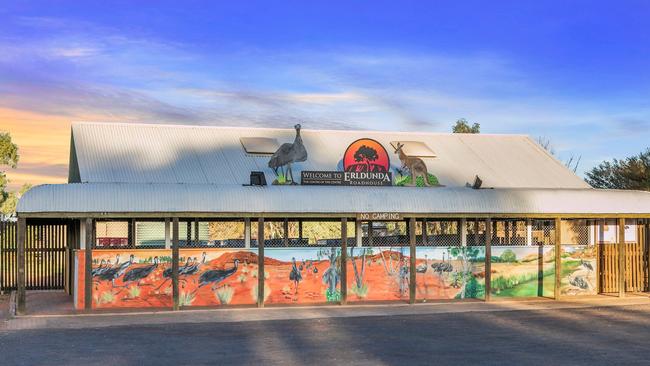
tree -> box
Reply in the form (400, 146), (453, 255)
(585, 149), (650, 190)
(452, 118), (480, 134)
(353, 145), (379, 171)
(1, 183), (32, 218)
(499, 249), (517, 263)
(0, 132), (19, 213)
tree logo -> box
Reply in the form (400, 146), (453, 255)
(343, 138), (390, 172)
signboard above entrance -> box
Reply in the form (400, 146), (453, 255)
(357, 212), (402, 221)
(301, 138), (393, 186)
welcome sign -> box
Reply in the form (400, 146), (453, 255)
(301, 138), (393, 186)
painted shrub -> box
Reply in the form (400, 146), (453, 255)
(415, 246), (486, 300)
(264, 247), (341, 304)
(490, 246), (555, 298)
(346, 246), (410, 302)
(560, 245), (597, 296)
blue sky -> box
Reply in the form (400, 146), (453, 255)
(0, 1), (649, 186)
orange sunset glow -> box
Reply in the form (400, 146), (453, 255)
(1, 108), (71, 190)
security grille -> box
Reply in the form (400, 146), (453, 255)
(466, 219), (487, 246)
(135, 221), (166, 248)
(421, 219), (461, 247)
(252, 219), (352, 247)
(560, 219), (593, 246)
(361, 221), (409, 247)
(491, 219), (527, 246)
(94, 220), (129, 248)
(531, 219), (555, 246)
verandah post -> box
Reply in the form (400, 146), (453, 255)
(84, 218), (93, 310)
(619, 218), (626, 297)
(554, 218), (562, 300)
(172, 218), (179, 310)
(340, 217), (347, 305)
(257, 218), (265, 307)
(484, 218), (492, 302)
(16, 217), (26, 315)
(409, 217), (416, 304)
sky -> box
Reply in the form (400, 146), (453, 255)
(0, 1), (649, 190)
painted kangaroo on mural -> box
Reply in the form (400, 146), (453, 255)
(394, 142), (433, 186)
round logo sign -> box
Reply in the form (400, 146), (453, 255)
(343, 138), (390, 172)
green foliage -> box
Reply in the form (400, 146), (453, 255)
(490, 267), (555, 294)
(0, 132), (20, 214)
(251, 283), (271, 303)
(499, 249), (518, 263)
(585, 148), (650, 190)
(216, 285), (234, 304)
(395, 173), (439, 187)
(127, 285), (141, 298)
(1, 183), (32, 216)
(455, 276), (484, 299)
(179, 291), (195, 306)
(452, 118), (480, 134)
(349, 283), (369, 298)
(0, 132), (19, 168)
(97, 291), (115, 305)
(325, 288), (341, 302)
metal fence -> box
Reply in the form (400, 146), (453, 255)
(1, 220), (68, 291)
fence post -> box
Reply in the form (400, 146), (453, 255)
(555, 218), (562, 300)
(340, 218), (347, 305)
(409, 218), (416, 304)
(84, 218), (93, 310)
(16, 217), (26, 315)
(172, 218), (179, 310)
(619, 218), (626, 297)
(257, 218), (265, 307)
(484, 218), (492, 302)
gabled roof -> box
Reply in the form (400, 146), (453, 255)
(68, 122), (590, 189)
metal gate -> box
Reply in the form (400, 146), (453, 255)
(1, 220), (69, 291)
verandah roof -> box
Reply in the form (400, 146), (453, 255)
(17, 183), (650, 216)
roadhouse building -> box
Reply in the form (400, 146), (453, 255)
(14, 122), (650, 312)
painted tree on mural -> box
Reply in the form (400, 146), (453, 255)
(318, 247), (341, 301)
(449, 245), (483, 299)
(349, 246), (372, 297)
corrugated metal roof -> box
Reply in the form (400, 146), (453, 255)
(70, 122), (590, 189)
(17, 183), (650, 215)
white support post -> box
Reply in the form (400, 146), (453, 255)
(526, 219), (533, 246)
(164, 218), (171, 249)
(244, 218), (251, 248)
(460, 218), (467, 247)
(356, 220), (362, 247)
(80, 221), (87, 249)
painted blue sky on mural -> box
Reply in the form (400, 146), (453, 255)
(0, 1), (649, 180)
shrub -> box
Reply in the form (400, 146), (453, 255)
(179, 291), (195, 306)
(349, 283), (369, 298)
(216, 285), (234, 305)
(128, 285), (141, 299)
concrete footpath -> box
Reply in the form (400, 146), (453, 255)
(4, 295), (649, 331)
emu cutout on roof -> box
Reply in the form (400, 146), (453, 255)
(301, 138), (393, 186)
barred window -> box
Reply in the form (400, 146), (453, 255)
(94, 220), (129, 248)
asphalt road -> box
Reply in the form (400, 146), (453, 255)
(2, 304), (650, 366)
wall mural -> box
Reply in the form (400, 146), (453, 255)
(490, 246), (555, 298)
(415, 246), (486, 300)
(560, 245), (597, 296)
(264, 247), (341, 304)
(346, 246), (410, 302)
(76, 248), (259, 309)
